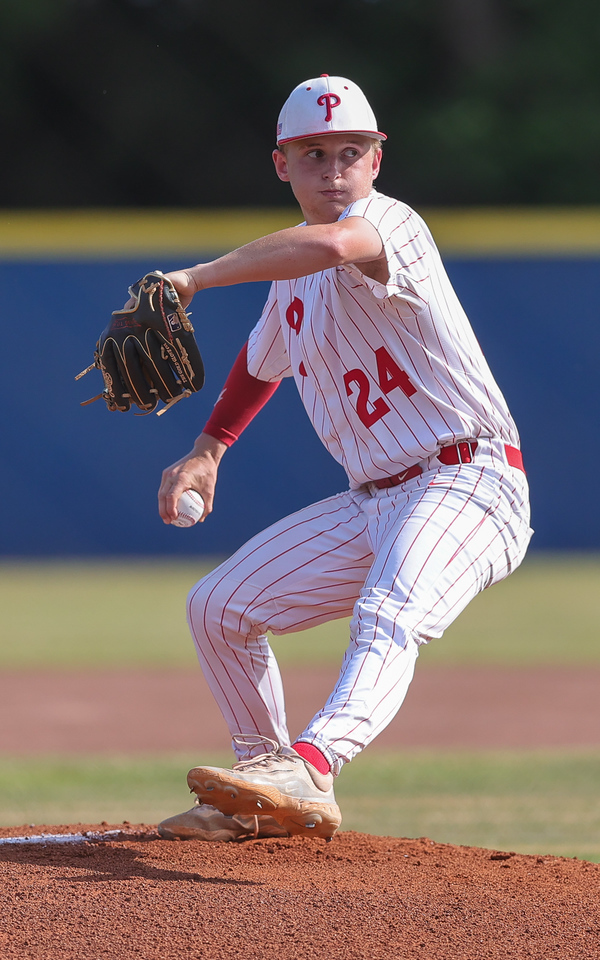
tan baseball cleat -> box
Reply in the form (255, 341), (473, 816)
(157, 801), (289, 841)
(186, 738), (342, 840)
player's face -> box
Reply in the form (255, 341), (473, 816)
(272, 135), (382, 224)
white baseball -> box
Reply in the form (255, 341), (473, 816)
(172, 490), (205, 528)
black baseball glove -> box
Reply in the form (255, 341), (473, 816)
(76, 271), (205, 415)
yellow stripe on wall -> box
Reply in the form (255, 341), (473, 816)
(0, 209), (301, 259)
(0, 207), (599, 258)
(424, 207), (600, 255)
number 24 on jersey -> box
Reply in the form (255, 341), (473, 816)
(343, 348), (417, 429)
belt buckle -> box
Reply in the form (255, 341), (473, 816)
(457, 441), (472, 464)
(457, 440), (477, 464)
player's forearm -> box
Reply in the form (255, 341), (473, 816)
(186, 220), (382, 290)
(189, 228), (339, 289)
(202, 342), (281, 446)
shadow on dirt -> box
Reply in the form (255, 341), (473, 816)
(0, 837), (262, 886)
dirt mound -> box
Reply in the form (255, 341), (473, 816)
(1, 825), (599, 959)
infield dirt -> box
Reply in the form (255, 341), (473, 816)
(2, 664), (599, 753)
(1, 824), (599, 959)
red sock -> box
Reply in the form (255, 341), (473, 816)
(292, 741), (330, 775)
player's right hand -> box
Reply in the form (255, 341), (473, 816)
(158, 433), (227, 524)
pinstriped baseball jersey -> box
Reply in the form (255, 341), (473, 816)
(247, 190), (520, 487)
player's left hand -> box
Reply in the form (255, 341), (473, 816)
(76, 270), (205, 415)
(163, 270), (199, 308)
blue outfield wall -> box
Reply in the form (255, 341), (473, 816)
(0, 211), (599, 556)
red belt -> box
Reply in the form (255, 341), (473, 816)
(372, 441), (524, 490)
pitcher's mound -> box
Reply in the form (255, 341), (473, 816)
(1, 824), (598, 958)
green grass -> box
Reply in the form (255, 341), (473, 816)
(0, 553), (598, 668)
(339, 749), (600, 861)
(2, 749), (599, 862)
(0, 753), (209, 830)
(0, 559), (213, 669)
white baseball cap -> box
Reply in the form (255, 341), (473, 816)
(276, 74), (387, 146)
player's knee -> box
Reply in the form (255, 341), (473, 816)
(187, 569), (224, 638)
(187, 567), (261, 651)
(350, 599), (423, 653)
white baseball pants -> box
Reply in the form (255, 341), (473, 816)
(187, 438), (532, 774)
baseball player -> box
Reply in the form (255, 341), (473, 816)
(156, 75), (532, 842)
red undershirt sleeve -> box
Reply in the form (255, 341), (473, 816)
(202, 342), (281, 447)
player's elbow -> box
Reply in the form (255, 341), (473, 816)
(322, 225), (355, 265)
(326, 219), (383, 266)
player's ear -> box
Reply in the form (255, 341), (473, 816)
(371, 146), (382, 182)
(273, 148), (290, 182)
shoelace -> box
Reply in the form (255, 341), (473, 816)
(231, 734), (293, 771)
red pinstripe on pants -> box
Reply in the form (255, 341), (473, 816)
(187, 440), (531, 775)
